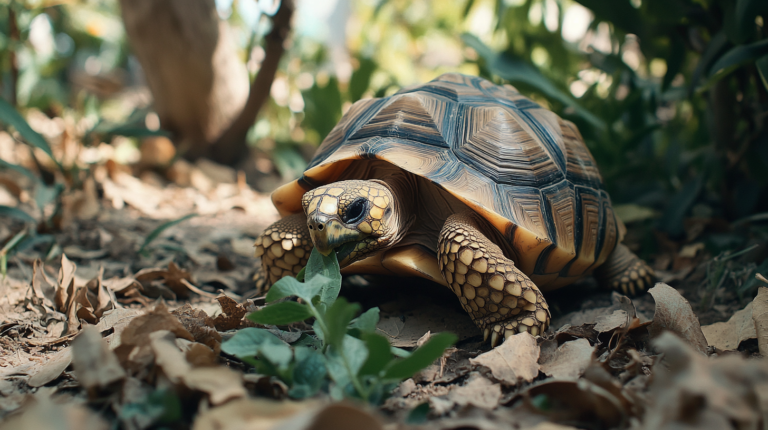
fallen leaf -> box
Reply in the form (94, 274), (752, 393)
(648, 283), (708, 354)
(753, 287), (768, 357)
(446, 374), (502, 410)
(539, 338), (594, 380)
(184, 366), (247, 405)
(376, 301), (477, 347)
(172, 304), (222, 354)
(119, 303), (194, 349)
(593, 310), (629, 333)
(191, 398), (311, 430)
(1, 394), (108, 430)
(701, 302), (756, 351)
(640, 332), (768, 429)
(470, 332), (539, 385)
(27, 348), (72, 387)
(95, 308), (144, 349)
(71, 326), (126, 397)
(212, 294), (247, 331)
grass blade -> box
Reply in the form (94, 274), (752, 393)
(0, 98), (62, 171)
(0, 205), (37, 224)
(139, 213), (197, 256)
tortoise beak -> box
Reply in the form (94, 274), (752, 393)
(308, 216), (363, 257)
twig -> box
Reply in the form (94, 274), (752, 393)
(208, 0), (295, 165)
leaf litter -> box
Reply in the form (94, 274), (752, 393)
(2, 150), (768, 429)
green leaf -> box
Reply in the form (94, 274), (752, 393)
(266, 274), (327, 303)
(349, 307), (380, 333)
(323, 297), (361, 350)
(305, 248), (342, 305)
(383, 332), (457, 380)
(689, 32), (730, 94)
(406, 403), (430, 425)
(119, 388), (182, 426)
(138, 213), (197, 256)
(358, 332), (392, 377)
(295, 266), (306, 282)
(324, 335), (369, 398)
(757, 55), (768, 91)
(349, 56), (377, 102)
(0, 98), (61, 171)
(33, 183), (63, 213)
(462, 34), (604, 129)
(248, 301), (313, 326)
(293, 332), (322, 349)
(0, 206), (37, 224)
(289, 346), (327, 398)
(0, 159), (41, 184)
(221, 327), (293, 369)
(732, 0), (768, 44)
(708, 39), (768, 80)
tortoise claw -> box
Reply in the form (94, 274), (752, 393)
(490, 330), (501, 347)
(483, 328), (490, 342)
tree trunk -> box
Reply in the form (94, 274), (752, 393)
(119, 0), (249, 160)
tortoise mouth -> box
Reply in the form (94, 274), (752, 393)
(334, 242), (358, 265)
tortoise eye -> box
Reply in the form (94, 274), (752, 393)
(343, 198), (368, 224)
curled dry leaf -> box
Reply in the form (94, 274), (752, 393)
(71, 326), (126, 397)
(753, 287), (768, 357)
(640, 332), (768, 430)
(538, 338), (595, 380)
(134, 262), (194, 298)
(212, 294), (247, 331)
(119, 303), (195, 350)
(172, 304), (222, 354)
(647, 283), (708, 355)
(470, 332), (539, 386)
(701, 302), (756, 351)
(95, 307), (144, 349)
(593, 310), (628, 333)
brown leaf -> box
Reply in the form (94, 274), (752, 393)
(119, 303), (194, 349)
(135, 263), (195, 298)
(213, 295), (247, 331)
(71, 326), (126, 397)
(752, 287), (768, 356)
(640, 332), (768, 429)
(95, 308), (144, 349)
(539, 338), (595, 380)
(172, 304), (222, 354)
(376, 302), (478, 347)
(470, 332), (539, 385)
(55, 254), (77, 311)
(184, 367), (247, 405)
(27, 348), (72, 388)
(191, 399), (314, 430)
(648, 283), (708, 354)
(701, 302), (756, 351)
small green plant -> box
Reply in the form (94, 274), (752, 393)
(221, 249), (457, 403)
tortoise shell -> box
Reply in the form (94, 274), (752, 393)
(271, 73), (622, 291)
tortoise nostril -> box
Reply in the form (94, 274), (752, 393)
(317, 224), (324, 231)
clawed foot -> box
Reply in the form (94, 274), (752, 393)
(482, 310), (550, 347)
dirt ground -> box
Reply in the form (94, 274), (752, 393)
(1, 151), (767, 430)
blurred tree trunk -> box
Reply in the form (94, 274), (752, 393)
(119, 0), (293, 164)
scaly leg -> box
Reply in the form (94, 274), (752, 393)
(254, 213), (314, 291)
(438, 212), (550, 347)
(594, 243), (655, 296)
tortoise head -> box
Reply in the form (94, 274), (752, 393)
(302, 180), (397, 265)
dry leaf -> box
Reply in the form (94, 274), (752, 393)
(518, 379), (626, 429)
(470, 332), (539, 385)
(71, 326), (126, 396)
(539, 338), (594, 380)
(212, 295), (247, 331)
(95, 308), (144, 349)
(701, 302), (756, 351)
(593, 310), (629, 333)
(183, 367), (247, 405)
(640, 332), (768, 429)
(27, 348), (72, 388)
(753, 287), (768, 356)
(376, 302), (477, 348)
(446, 374), (502, 410)
(1, 395), (108, 430)
(119, 303), (195, 349)
(648, 283), (708, 354)
(172, 304), (222, 354)
(191, 398), (313, 430)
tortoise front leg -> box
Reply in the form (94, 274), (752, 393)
(438, 212), (550, 347)
(254, 213), (314, 291)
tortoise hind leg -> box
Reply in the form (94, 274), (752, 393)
(438, 212), (551, 347)
(254, 213), (314, 292)
(594, 243), (655, 295)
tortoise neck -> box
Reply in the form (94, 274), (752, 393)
(371, 175), (416, 247)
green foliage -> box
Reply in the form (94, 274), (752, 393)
(138, 213), (197, 257)
(222, 249), (457, 403)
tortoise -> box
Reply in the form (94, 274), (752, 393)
(255, 73), (654, 346)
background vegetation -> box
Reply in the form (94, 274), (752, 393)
(1, 0), (767, 278)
